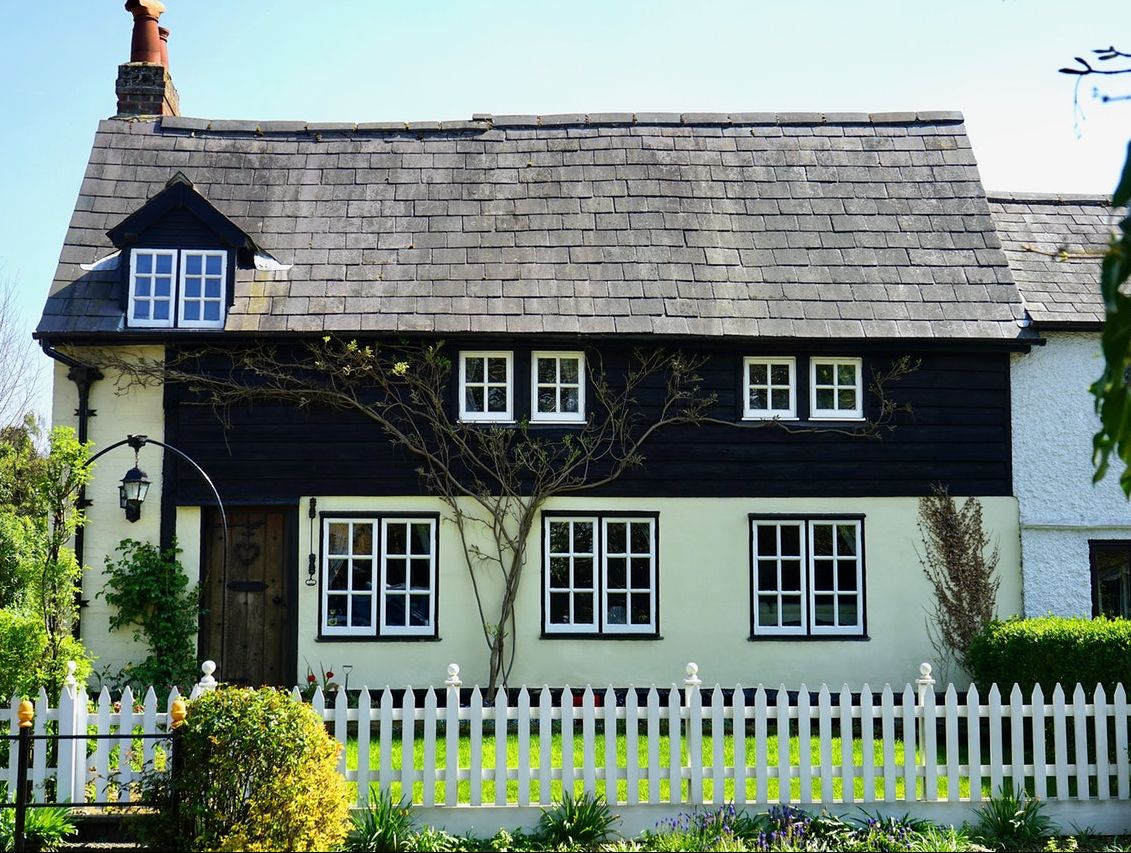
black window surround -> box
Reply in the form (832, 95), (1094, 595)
(1090, 539), (1131, 619)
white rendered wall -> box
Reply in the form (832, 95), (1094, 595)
(1011, 332), (1131, 616)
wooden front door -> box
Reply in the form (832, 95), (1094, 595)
(202, 507), (290, 686)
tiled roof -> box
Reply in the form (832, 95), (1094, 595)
(39, 112), (1025, 340)
(988, 192), (1119, 328)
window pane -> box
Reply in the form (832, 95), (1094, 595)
(771, 389), (790, 410)
(135, 279), (151, 298)
(781, 524), (801, 556)
(549, 522), (569, 553)
(606, 522), (627, 550)
(410, 560), (430, 590)
(206, 255), (223, 275)
(837, 363), (857, 384)
(630, 522), (651, 553)
(352, 562), (373, 591)
(204, 279), (222, 299)
(630, 593), (650, 625)
(153, 301), (170, 321)
(537, 358), (556, 383)
(607, 593), (627, 624)
(758, 595), (779, 626)
(837, 560), (857, 591)
(487, 357), (507, 382)
(385, 595), (405, 626)
(749, 388), (768, 410)
(631, 557), (651, 588)
(487, 386), (507, 412)
(203, 303), (221, 322)
(574, 594), (593, 624)
(549, 557), (569, 587)
(136, 254), (153, 274)
(550, 593), (570, 623)
(538, 390), (556, 413)
(815, 388), (834, 409)
(781, 596), (803, 627)
(814, 560), (834, 591)
(183, 303), (201, 321)
(385, 559), (405, 589)
(326, 595), (348, 627)
(748, 363), (767, 385)
(756, 525), (777, 555)
(607, 557), (626, 589)
(465, 386), (484, 413)
(838, 389), (857, 410)
(573, 522), (593, 552)
(838, 597), (859, 627)
(781, 559), (802, 591)
(560, 358), (579, 383)
(133, 303), (148, 320)
(351, 595), (372, 627)
(386, 523), (407, 554)
(409, 595), (430, 627)
(574, 557), (593, 588)
(814, 595), (835, 626)
(465, 357), (484, 382)
(770, 363), (790, 385)
(757, 561), (777, 590)
(351, 523), (372, 554)
(561, 387), (579, 413)
(328, 559), (348, 591)
(155, 278), (172, 298)
(411, 523), (432, 554)
(815, 363), (834, 384)
(813, 525), (833, 555)
(185, 254), (201, 275)
(328, 524), (348, 554)
(836, 525), (857, 556)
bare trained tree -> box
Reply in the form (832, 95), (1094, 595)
(0, 275), (42, 428)
(87, 340), (914, 694)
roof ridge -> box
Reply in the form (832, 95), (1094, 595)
(987, 191), (1112, 205)
(155, 110), (965, 135)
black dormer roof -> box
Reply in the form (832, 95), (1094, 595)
(106, 172), (258, 253)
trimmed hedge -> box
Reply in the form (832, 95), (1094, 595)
(967, 616), (1131, 694)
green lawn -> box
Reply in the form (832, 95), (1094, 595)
(342, 729), (992, 805)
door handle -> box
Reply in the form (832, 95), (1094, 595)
(272, 595), (285, 606)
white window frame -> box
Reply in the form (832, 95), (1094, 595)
(177, 250), (228, 329)
(531, 351), (586, 424)
(127, 248), (178, 328)
(459, 351), (514, 423)
(750, 517), (865, 638)
(128, 247), (228, 330)
(543, 514), (658, 636)
(751, 520), (808, 637)
(543, 517), (599, 634)
(320, 515), (438, 638)
(809, 357), (864, 420)
(378, 517), (439, 637)
(742, 356), (797, 420)
(321, 518), (379, 637)
(807, 520), (864, 637)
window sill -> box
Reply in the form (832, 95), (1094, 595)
(748, 634), (870, 642)
(316, 634), (442, 643)
(741, 415), (799, 422)
(458, 418), (517, 426)
(529, 418), (587, 426)
(807, 415), (866, 422)
(540, 632), (662, 641)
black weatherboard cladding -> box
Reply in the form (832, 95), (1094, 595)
(166, 339), (1012, 503)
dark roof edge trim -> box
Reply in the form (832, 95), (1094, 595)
(1028, 319), (1104, 332)
(987, 191), (1112, 205)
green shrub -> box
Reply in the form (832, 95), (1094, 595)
(537, 791), (618, 847)
(137, 687), (350, 852)
(344, 787), (415, 852)
(967, 616), (1131, 694)
(0, 610), (92, 700)
(0, 785), (77, 852)
(973, 785), (1056, 850)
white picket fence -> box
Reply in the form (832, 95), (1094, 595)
(4, 661), (1131, 834)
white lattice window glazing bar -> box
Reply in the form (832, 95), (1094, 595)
(459, 351), (513, 422)
(810, 357), (864, 419)
(128, 249), (177, 327)
(544, 518), (598, 633)
(380, 518), (437, 636)
(531, 352), (586, 423)
(602, 518), (656, 633)
(322, 519), (377, 636)
(743, 357), (796, 419)
(178, 250), (227, 328)
(808, 521), (863, 635)
(752, 521), (807, 636)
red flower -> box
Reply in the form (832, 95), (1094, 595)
(325, 671), (335, 679)
(307, 673), (317, 683)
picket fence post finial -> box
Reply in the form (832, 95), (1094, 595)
(198, 660), (218, 693)
(445, 663), (462, 689)
(18, 699), (33, 728)
(171, 697), (187, 729)
(684, 662), (701, 689)
(63, 660), (77, 690)
(915, 662), (936, 768)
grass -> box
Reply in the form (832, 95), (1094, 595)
(341, 726), (994, 805)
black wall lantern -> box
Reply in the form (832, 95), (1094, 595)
(117, 434), (152, 523)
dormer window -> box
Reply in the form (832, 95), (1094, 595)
(128, 249), (227, 329)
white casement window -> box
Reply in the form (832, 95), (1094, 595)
(322, 516), (438, 638)
(810, 357), (864, 419)
(531, 352), (586, 424)
(459, 351), (513, 422)
(128, 248), (227, 329)
(743, 357), (796, 420)
(751, 517), (864, 637)
(543, 514), (658, 636)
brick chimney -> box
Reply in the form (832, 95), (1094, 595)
(115, 0), (180, 117)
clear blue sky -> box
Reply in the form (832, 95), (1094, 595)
(1, 0), (1128, 418)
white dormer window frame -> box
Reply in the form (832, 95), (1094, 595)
(459, 351), (514, 423)
(128, 248), (227, 330)
(742, 356), (797, 420)
(809, 357), (864, 420)
(531, 351), (586, 424)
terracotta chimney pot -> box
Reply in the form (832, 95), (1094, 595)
(158, 27), (170, 69)
(125, 0), (166, 65)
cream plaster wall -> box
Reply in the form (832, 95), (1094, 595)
(1011, 332), (1131, 616)
(295, 495), (1021, 691)
(52, 349), (166, 679)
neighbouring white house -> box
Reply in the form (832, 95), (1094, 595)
(992, 193), (1129, 618)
